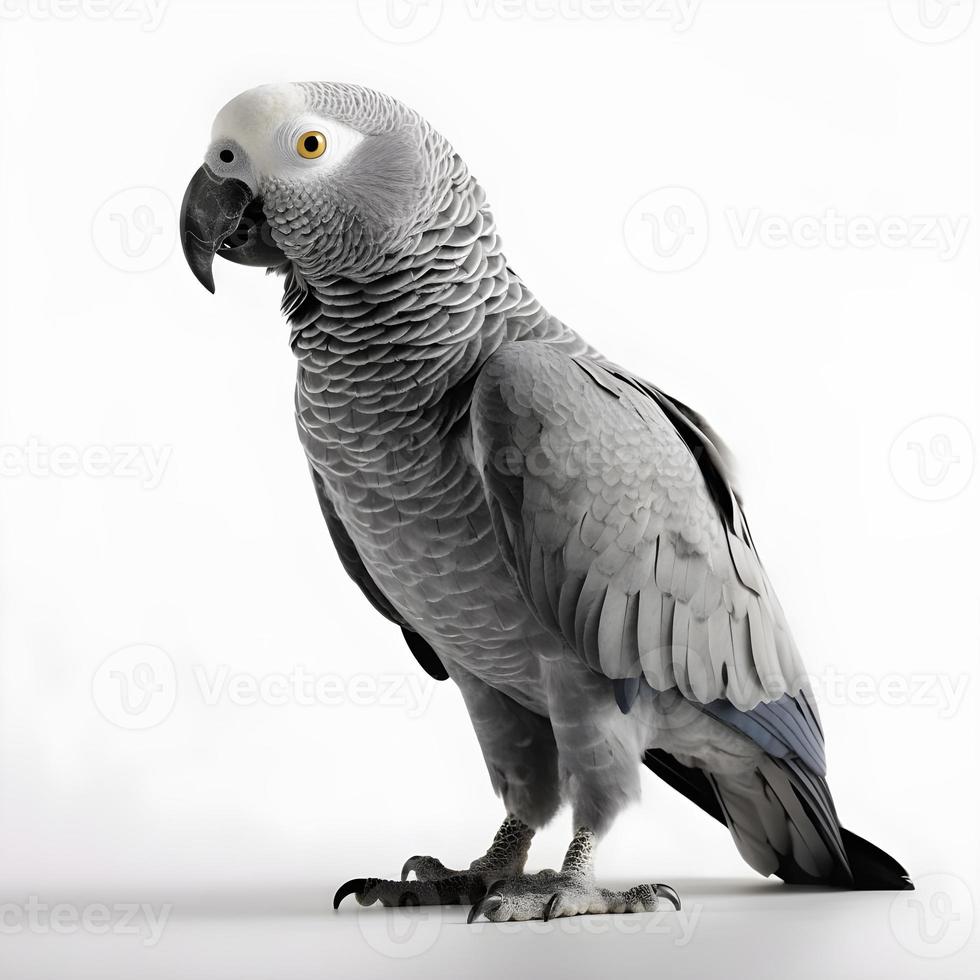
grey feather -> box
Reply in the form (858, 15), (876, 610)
(701, 692), (826, 775)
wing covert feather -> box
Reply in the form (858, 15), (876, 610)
(471, 341), (822, 771)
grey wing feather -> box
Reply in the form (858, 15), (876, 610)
(471, 341), (823, 774)
(702, 691), (826, 775)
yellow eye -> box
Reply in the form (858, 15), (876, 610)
(296, 131), (327, 159)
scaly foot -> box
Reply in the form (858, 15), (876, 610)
(333, 814), (533, 909)
(468, 870), (680, 921)
(467, 827), (680, 923)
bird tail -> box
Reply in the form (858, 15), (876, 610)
(838, 827), (914, 890)
(643, 749), (912, 890)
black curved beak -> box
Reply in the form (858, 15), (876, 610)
(180, 165), (286, 293)
(180, 165), (252, 293)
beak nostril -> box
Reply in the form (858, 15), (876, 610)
(219, 149), (235, 164)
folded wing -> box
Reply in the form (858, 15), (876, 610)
(471, 340), (821, 770)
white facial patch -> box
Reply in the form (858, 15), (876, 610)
(210, 82), (365, 180)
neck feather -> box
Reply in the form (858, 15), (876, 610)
(288, 174), (576, 470)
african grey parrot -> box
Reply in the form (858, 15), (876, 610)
(180, 81), (911, 921)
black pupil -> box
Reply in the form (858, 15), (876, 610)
(303, 135), (319, 153)
(219, 149), (234, 163)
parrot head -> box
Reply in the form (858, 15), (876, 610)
(180, 82), (453, 292)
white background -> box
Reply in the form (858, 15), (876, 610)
(0, 0), (977, 976)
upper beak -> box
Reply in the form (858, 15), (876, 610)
(179, 164), (254, 293)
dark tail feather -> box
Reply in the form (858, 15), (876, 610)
(840, 828), (913, 890)
(643, 748), (725, 823)
(643, 749), (912, 891)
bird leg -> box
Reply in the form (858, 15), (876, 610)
(467, 827), (680, 923)
(333, 814), (534, 909)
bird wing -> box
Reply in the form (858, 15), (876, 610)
(310, 466), (448, 681)
(470, 340), (824, 773)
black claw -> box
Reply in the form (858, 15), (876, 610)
(543, 893), (561, 922)
(654, 883), (681, 911)
(467, 891), (503, 924)
(333, 877), (367, 910)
